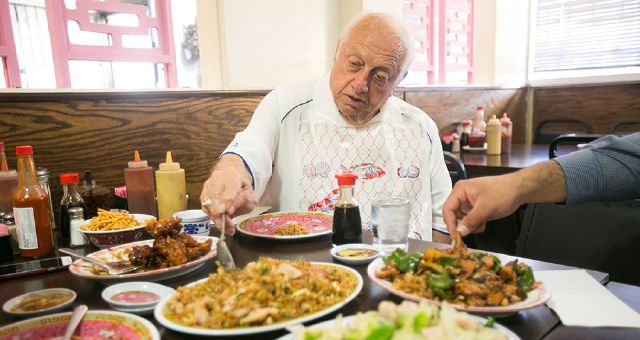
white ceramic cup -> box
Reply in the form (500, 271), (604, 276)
(172, 210), (212, 236)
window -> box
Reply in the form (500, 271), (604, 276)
(1, 0), (199, 89)
(530, 0), (640, 83)
(402, 0), (475, 86)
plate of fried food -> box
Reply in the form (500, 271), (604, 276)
(368, 233), (550, 316)
(154, 257), (363, 336)
(281, 300), (520, 340)
(236, 211), (333, 240)
(69, 218), (217, 283)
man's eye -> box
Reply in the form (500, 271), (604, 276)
(375, 73), (388, 83)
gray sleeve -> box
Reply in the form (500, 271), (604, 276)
(554, 132), (640, 204)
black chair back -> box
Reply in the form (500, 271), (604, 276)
(443, 151), (467, 184)
(548, 133), (602, 159)
(535, 119), (593, 145)
(517, 200), (640, 285)
(608, 120), (640, 135)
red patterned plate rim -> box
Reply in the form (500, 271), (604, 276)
(0, 309), (160, 339)
(237, 211), (333, 239)
(68, 236), (218, 280)
(367, 257), (551, 314)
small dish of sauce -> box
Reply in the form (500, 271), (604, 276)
(2, 288), (77, 316)
(111, 291), (160, 304)
(337, 249), (379, 259)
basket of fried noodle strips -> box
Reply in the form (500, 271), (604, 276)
(376, 233), (539, 307)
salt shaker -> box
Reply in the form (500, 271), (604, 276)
(69, 207), (88, 247)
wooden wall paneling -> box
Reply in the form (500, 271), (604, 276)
(533, 83), (640, 136)
(0, 92), (264, 218)
(402, 88), (527, 143)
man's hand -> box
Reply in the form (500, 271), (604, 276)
(442, 176), (522, 236)
(443, 160), (567, 236)
(200, 155), (258, 235)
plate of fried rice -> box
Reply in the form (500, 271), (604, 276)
(154, 258), (363, 336)
(236, 212), (333, 240)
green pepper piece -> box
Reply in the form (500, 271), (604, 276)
(364, 324), (395, 340)
(438, 256), (455, 267)
(396, 256), (415, 273)
(383, 248), (406, 264)
(491, 255), (501, 273)
(483, 316), (496, 328)
(517, 266), (535, 292)
(428, 273), (453, 290)
(305, 331), (321, 340)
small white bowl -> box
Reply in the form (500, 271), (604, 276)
(330, 244), (380, 265)
(2, 288), (76, 317)
(102, 282), (175, 310)
(173, 210), (212, 236)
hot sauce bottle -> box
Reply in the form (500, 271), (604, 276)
(124, 150), (157, 216)
(12, 146), (54, 258)
(332, 173), (362, 245)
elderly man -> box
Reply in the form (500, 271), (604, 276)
(201, 12), (452, 242)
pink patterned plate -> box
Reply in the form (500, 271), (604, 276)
(0, 310), (159, 339)
(237, 211), (333, 240)
(69, 236), (217, 283)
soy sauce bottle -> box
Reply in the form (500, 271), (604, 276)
(332, 173), (362, 245)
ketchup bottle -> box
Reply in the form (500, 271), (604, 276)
(12, 146), (54, 258)
(332, 173), (362, 245)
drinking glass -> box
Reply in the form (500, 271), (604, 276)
(371, 196), (410, 256)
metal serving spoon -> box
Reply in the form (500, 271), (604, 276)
(58, 248), (142, 275)
(201, 199), (236, 271)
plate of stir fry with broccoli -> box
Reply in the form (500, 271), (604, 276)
(368, 233), (550, 315)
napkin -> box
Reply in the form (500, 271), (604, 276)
(536, 270), (640, 327)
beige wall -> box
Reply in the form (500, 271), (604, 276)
(196, 0), (527, 89)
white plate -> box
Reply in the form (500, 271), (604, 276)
(367, 257), (550, 315)
(462, 144), (487, 152)
(277, 314), (521, 340)
(330, 243), (380, 265)
(2, 288), (76, 317)
(236, 211), (333, 240)
(102, 281), (175, 309)
(154, 262), (363, 336)
(68, 236), (217, 283)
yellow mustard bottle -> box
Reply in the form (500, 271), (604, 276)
(155, 151), (186, 219)
(486, 114), (502, 155)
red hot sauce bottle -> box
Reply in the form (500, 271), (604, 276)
(12, 146), (54, 258)
(332, 173), (362, 246)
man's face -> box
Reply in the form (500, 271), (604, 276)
(330, 24), (405, 126)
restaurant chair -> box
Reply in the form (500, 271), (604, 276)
(516, 200), (640, 285)
(534, 119), (593, 145)
(608, 119), (640, 135)
(548, 133), (602, 159)
(442, 151), (478, 248)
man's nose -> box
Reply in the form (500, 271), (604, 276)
(353, 71), (368, 94)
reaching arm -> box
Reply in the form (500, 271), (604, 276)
(200, 154), (258, 235)
(443, 160), (567, 235)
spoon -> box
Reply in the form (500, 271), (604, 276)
(62, 304), (87, 340)
(58, 248), (142, 275)
(201, 198), (236, 271)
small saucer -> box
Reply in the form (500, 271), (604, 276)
(331, 244), (380, 265)
(463, 144), (487, 153)
(2, 288), (76, 317)
(102, 282), (175, 310)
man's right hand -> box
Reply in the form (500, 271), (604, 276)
(200, 154), (258, 235)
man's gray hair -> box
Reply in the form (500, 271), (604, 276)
(338, 11), (415, 83)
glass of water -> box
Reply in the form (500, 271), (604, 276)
(371, 196), (410, 256)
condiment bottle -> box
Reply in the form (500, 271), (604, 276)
(59, 173), (88, 240)
(460, 120), (471, 147)
(80, 170), (112, 218)
(501, 113), (513, 154)
(0, 142), (19, 214)
(155, 151), (186, 219)
(12, 146), (54, 258)
(332, 173), (362, 246)
(469, 106), (487, 148)
(486, 115), (502, 155)
(473, 106), (487, 132)
(69, 207), (88, 247)
(124, 150), (157, 216)
(36, 167), (56, 230)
